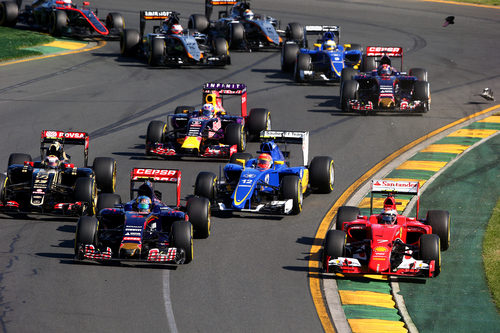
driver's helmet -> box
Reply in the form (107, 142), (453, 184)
(63, 0), (72, 4)
(243, 9), (254, 20)
(257, 153), (273, 170)
(323, 39), (336, 51)
(47, 142), (63, 159)
(202, 103), (215, 117)
(379, 209), (397, 224)
(136, 195), (152, 213)
(377, 64), (392, 77)
(171, 24), (183, 35)
(45, 155), (60, 169)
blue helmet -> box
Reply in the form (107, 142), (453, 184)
(136, 195), (152, 213)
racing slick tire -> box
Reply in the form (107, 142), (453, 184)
(74, 216), (98, 258)
(229, 152), (252, 166)
(323, 229), (346, 271)
(188, 14), (209, 33)
(336, 206), (360, 230)
(8, 153), (32, 168)
(294, 53), (311, 83)
(194, 172), (217, 202)
(187, 196), (211, 239)
(74, 177), (97, 215)
(145, 120), (166, 155)
(120, 28), (140, 56)
(105, 12), (125, 32)
(409, 68), (428, 82)
(214, 37), (229, 56)
(340, 80), (359, 112)
(426, 210), (450, 250)
(340, 68), (358, 87)
(309, 156), (334, 194)
(225, 123), (246, 152)
(48, 10), (67, 37)
(281, 42), (299, 72)
(0, 1), (18, 27)
(345, 43), (362, 52)
(228, 22), (244, 49)
(172, 221), (193, 264)
(93, 157), (116, 193)
(247, 108), (271, 140)
(413, 81), (431, 112)
(174, 106), (195, 114)
(419, 234), (441, 277)
(362, 54), (377, 72)
(285, 22), (304, 41)
(148, 38), (164, 66)
(0, 173), (6, 202)
(96, 193), (121, 215)
(281, 175), (303, 215)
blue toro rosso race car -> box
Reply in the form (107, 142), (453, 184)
(120, 10), (230, 67)
(194, 130), (334, 215)
(281, 25), (363, 83)
(0, 0), (124, 38)
(188, 0), (304, 51)
(146, 83), (271, 159)
(74, 168), (211, 265)
(340, 46), (431, 114)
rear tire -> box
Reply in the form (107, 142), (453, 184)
(96, 193), (121, 215)
(340, 80), (359, 111)
(194, 172), (217, 202)
(93, 157), (116, 193)
(294, 53), (311, 83)
(281, 175), (302, 215)
(228, 22), (244, 49)
(413, 81), (431, 112)
(229, 152), (252, 166)
(309, 156), (334, 193)
(120, 29), (140, 56)
(426, 210), (450, 250)
(172, 221), (193, 264)
(362, 54), (376, 72)
(214, 37), (228, 56)
(336, 206), (360, 230)
(0, 173), (7, 202)
(340, 67), (358, 87)
(420, 234), (441, 277)
(323, 229), (346, 270)
(225, 123), (246, 152)
(8, 153), (31, 168)
(74, 216), (98, 258)
(174, 106), (195, 114)
(409, 68), (428, 81)
(286, 22), (303, 41)
(188, 14), (209, 33)
(74, 177), (96, 215)
(48, 10), (67, 36)
(105, 12), (124, 32)
(247, 108), (271, 140)
(146, 120), (166, 155)
(0, 1), (19, 27)
(187, 197), (211, 238)
(281, 42), (299, 72)
(148, 38), (164, 66)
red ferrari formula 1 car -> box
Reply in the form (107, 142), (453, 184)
(323, 180), (450, 278)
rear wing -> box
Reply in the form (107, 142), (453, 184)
(40, 130), (89, 166)
(365, 46), (403, 71)
(293, 25), (340, 48)
(370, 179), (420, 217)
(130, 168), (182, 207)
(202, 82), (248, 117)
(205, 0), (240, 20)
(139, 10), (179, 36)
(260, 130), (309, 166)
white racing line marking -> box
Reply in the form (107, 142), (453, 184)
(163, 270), (179, 333)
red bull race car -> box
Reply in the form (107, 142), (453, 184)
(146, 83), (271, 159)
(74, 168), (211, 265)
(323, 180), (450, 278)
(0, 0), (124, 37)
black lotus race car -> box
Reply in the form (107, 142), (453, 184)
(120, 10), (230, 67)
(74, 168), (211, 265)
(188, 0), (304, 51)
(0, 0), (124, 38)
(146, 82), (271, 159)
(0, 130), (117, 216)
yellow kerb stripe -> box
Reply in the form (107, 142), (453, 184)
(348, 319), (407, 333)
(477, 115), (500, 123)
(448, 129), (497, 138)
(44, 41), (87, 50)
(339, 290), (395, 308)
(420, 144), (469, 154)
(396, 160), (447, 171)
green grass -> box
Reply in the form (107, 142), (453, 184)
(0, 26), (54, 61)
(483, 197), (500, 311)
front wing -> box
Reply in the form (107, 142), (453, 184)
(77, 244), (186, 264)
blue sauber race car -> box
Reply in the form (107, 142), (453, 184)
(194, 130), (334, 215)
(0, 0), (124, 38)
(74, 168), (211, 265)
(120, 10), (229, 67)
(281, 25), (363, 83)
(340, 46), (431, 114)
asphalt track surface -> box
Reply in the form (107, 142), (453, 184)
(0, 1), (498, 332)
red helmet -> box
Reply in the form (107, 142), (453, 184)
(257, 153), (272, 169)
(171, 24), (183, 35)
(378, 64), (392, 77)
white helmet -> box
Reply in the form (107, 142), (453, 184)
(324, 39), (336, 51)
(243, 9), (254, 20)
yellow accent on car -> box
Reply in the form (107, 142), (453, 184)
(181, 136), (201, 149)
(302, 169), (309, 193)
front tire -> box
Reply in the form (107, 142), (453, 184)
(340, 67), (358, 87)
(336, 206), (360, 230)
(120, 29), (140, 56)
(285, 22), (303, 41)
(294, 53), (311, 83)
(146, 120), (166, 155)
(8, 153), (32, 168)
(172, 221), (193, 264)
(362, 54), (377, 72)
(281, 42), (299, 72)
(96, 193), (121, 215)
(93, 157), (116, 193)
(188, 14), (209, 33)
(323, 229), (346, 271)
(74, 177), (97, 215)
(194, 172), (217, 202)
(409, 68), (428, 81)
(48, 10), (67, 36)
(420, 234), (441, 277)
(74, 216), (98, 258)
(187, 197), (211, 238)
(105, 12), (125, 32)
(214, 37), (229, 56)
(426, 210), (450, 250)
(148, 38), (164, 66)
(281, 175), (302, 215)
(247, 108), (271, 140)
(228, 22), (244, 49)
(229, 152), (252, 166)
(225, 123), (246, 152)
(413, 81), (431, 112)
(340, 80), (359, 112)
(0, 1), (19, 27)
(309, 156), (334, 193)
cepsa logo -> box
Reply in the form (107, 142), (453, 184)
(134, 169), (177, 176)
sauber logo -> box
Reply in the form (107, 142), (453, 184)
(134, 169), (178, 176)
